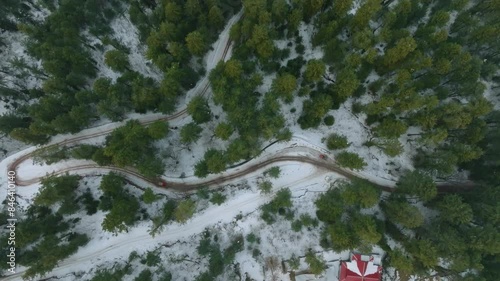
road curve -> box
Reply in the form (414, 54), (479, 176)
(5, 12), (240, 186)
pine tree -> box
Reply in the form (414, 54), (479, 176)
(435, 194), (473, 225)
(104, 50), (130, 72)
(383, 37), (417, 67)
(335, 151), (366, 170)
(396, 170), (437, 201)
(271, 73), (297, 102)
(304, 59), (326, 82)
(164, 2), (182, 23)
(333, 0), (354, 18)
(383, 198), (424, 229)
(208, 6), (224, 29)
(375, 118), (408, 139)
(186, 31), (206, 56)
(180, 122), (203, 144)
(305, 251), (326, 276)
(187, 95), (212, 124)
(214, 122), (233, 140)
(326, 133), (349, 150)
(204, 149), (227, 173)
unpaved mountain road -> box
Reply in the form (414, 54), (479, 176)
(0, 9), (475, 280)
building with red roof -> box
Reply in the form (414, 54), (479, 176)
(339, 253), (383, 281)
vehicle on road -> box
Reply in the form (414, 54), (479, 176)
(157, 179), (167, 187)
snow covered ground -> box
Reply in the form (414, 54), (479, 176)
(4, 160), (341, 280)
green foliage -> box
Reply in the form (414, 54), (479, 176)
(326, 133), (349, 150)
(101, 194), (140, 233)
(351, 0), (381, 29)
(315, 188), (344, 223)
(147, 121), (169, 140)
(214, 122), (233, 140)
(351, 214), (382, 244)
(298, 94), (332, 129)
(389, 248), (414, 276)
(103, 120), (164, 177)
(323, 115), (335, 126)
(210, 192), (227, 205)
(180, 122), (203, 144)
(396, 170), (437, 201)
(142, 187), (159, 204)
(99, 172), (124, 196)
(377, 139), (404, 157)
(174, 199), (196, 223)
(80, 189), (99, 215)
(375, 118), (408, 139)
(334, 68), (360, 99)
(264, 166), (281, 178)
(435, 194), (473, 225)
(187, 95), (212, 124)
(104, 49), (130, 72)
(186, 31), (206, 56)
(90, 265), (130, 281)
(382, 197), (424, 229)
(304, 59), (326, 82)
(198, 237), (212, 256)
(143, 251), (160, 266)
(271, 73), (297, 102)
(71, 144), (100, 160)
(34, 175), (80, 207)
(261, 188), (293, 223)
(335, 151), (366, 170)
(134, 269), (152, 281)
(291, 219), (303, 232)
(305, 251), (326, 276)
(22, 233), (89, 279)
(223, 235), (244, 265)
(203, 149), (227, 174)
(406, 239), (439, 269)
(259, 180), (273, 194)
(194, 160), (209, 178)
(383, 37), (417, 67)
(339, 179), (381, 209)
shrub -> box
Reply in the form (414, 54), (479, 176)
(259, 181), (273, 194)
(305, 252), (326, 276)
(336, 151), (366, 170)
(142, 188), (158, 204)
(324, 115), (335, 126)
(246, 233), (257, 243)
(326, 133), (349, 150)
(174, 199), (196, 223)
(291, 220), (303, 232)
(252, 248), (261, 258)
(210, 192), (227, 205)
(265, 167), (281, 178)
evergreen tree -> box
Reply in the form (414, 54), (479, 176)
(326, 133), (349, 150)
(104, 50), (130, 72)
(214, 122), (233, 140)
(271, 73), (297, 102)
(335, 151), (366, 170)
(382, 198), (424, 229)
(396, 170), (437, 201)
(304, 59), (326, 82)
(186, 31), (206, 56)
(435, 194), (473, 225)
(180, 122), (203, 144)
(187, 95), (212, 124)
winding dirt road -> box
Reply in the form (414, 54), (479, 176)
(0, 9), (476, 281)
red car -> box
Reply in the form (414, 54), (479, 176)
(319, 154), (327, 160)
(157, 179), (167, 187)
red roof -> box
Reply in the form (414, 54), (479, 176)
(339, 254), (382, 281)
